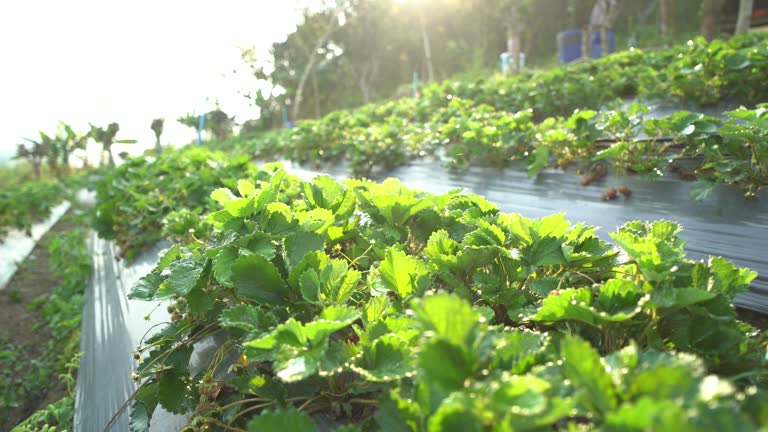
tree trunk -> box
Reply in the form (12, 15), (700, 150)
(105, 142), (115, 167)
(507, 27), (521, 73)
(735, 0), (754, 34)
(582, 26), (592, 59)
(702, 0), (726, 41)
(311, 73), (321, 118)
(32, 160), (40, 180)
(418, 11), (435, 81)
(292, 12), (339, 122)
(658, 0), (675, 40)
(155, 137), (163, 154)
(600, 26), (609, 57)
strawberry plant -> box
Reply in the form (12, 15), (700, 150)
(101, 166), (766, 431)
(689, 105), (768, 199)
(93, 147), (262, 261)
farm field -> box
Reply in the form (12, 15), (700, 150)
(2, 2), (768, 431)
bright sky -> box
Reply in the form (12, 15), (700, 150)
(0, 1), (317, 164)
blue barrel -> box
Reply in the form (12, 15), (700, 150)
(591, 30), (615, 58)
(557, 29), (582, 64)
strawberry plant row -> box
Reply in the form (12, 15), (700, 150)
(424, 34), (768, 118)
(225, 98), (768, 200)
(213, 34), (768, 200)
(92, 153), (767, 431)
(0, 181), (67, 241)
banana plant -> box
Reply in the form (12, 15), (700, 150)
(59, 122), (89, 172)
(14, 138), (47, 180)
(89, 122), (137, 167)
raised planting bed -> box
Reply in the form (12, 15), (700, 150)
(88, 156), (768, 431)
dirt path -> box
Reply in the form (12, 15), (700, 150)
(0, 214), (77, 430)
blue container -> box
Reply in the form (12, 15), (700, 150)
(557, 29), (616, 63)
(557, 29), (582, 64)
(591, 30), (615, 58)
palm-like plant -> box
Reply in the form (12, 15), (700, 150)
(89, 122), (136, 167)
(59, 122), (89, 172)
(15, 139), (47, 180)
(151, 118), (164, 154)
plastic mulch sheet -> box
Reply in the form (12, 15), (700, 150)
(74, 233), (187, 432)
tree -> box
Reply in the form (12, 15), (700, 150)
(177, 108), (234, 142)
(658, 0), (676, 40)
(151, 118), (164, 154)
(735, 0), (754, 34)
(497, 0), (533, 74)
(291, 5), (345, 122)
(589, 0), (623, 58)
(206, 108), (235, 141)
(702, 0), (727, 40)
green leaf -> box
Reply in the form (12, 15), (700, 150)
(412, 294), (480, 346)
(690, 180), (716, 201)
(129, 272), (164, 300)
(238, 179), (256, 197)
(232, 254), (289, 305)
(525, 236), (567, 267)
(490, 374), (551, 417)
(424, 229), (459, 270)
(375, 394), (416, 432)
(299, 259), (361, 306)
(352, 334), (414, 381)
(128, 401), (151, 432)
(533, 288), (595, 324)
(295, 208), (335, 233)
(419, 339), (475, 391)
(157, 245), (181, 271)
(318, 304), (360, 324)
(604, 398), (686, 431)
(427, 393), (483, 432)
(284, 231), (325, 271)
(236, 231), (276, 259)
(560, 336), (617, 416)
(157, 371), (193, 414)
(611, 221), (686, 281)
(650, 287), (716, 309)
(594, 141), (629, 160)
(707, 256), (756, 298)
(213, 246), (238, 287)
(211, 187), (236, 204)
(220, 304), (269, 332)
(187, 286), (216, 315)
(156, 259), (204, 299)
(527, 146), (550, 178)
(594, 279), (646, 321)
(379, 247), (428, 298)
(165, 345), (194, 374)
(223, 197), (255, 217)
(246, 408), (316, 432)
(288, 251), (330, 289)
(492, 330), (548, 373)
(364, 295), (391, 323)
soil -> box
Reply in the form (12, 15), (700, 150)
(0, 214), (77, 430)
(737, 307), (768, 331)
